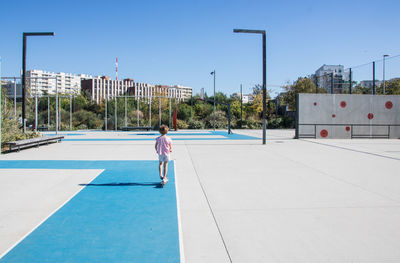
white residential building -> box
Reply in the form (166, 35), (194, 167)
(359, 80), (383, 88)
(82, 78), (192, 104)
(81, 77), (135, 104)
(312, 64), (349, 93)
(232, 93), (252, 103)
(26, 70), (93, 96)
(170, 85), (192, 100)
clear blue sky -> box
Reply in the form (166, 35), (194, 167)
(1, 0), (399, 97)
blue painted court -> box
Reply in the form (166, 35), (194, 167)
(0, 161), (181, 263)
(59, 130), (259, 141)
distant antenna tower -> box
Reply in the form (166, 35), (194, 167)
(115, 57), (118, 81)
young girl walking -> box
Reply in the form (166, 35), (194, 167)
(155, 125), (172, 185)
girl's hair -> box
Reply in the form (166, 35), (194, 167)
(159, 125), (169, 135)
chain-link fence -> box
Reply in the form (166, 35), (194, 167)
(1, 77), (181, 132)
(347, 55), (400, 95)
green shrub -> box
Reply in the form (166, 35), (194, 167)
(239, 118), (262, 129)
(176, 119), (189, 129)
(73, 110), (102, 129)
(177, 104), (193, 122)
(204, 111), (227, 129)
(188, 120), (204, 129)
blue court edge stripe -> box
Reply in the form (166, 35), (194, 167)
(63, 137), (258, 141)
(0, 160), (181, 263)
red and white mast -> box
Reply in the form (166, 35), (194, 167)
(115, 57), (118, 81)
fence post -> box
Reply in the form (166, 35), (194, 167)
(136, 97), (139, 126)
(59, 95), (61, 131)
(115, 96), (117, 131)
(295, 93), (299, 139)
(35, 77), (38, 131)
(70, 94), (72, 131)
(14, 77), (17, 116)
(349, 68), (352, 94)
(48, 95), (50, 128)
(372, 61), (376, 95)
(149, 96), (152, 128)
(169, 97), (171, 128)
(105, 96), (108, 131)
(124, 95), (127, 127)
(159, 97), (161, 127)
(55, 79), (58, 135)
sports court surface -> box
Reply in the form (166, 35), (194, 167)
(1, 129), (400, 262)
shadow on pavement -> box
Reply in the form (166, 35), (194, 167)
(79, 182), (163, 188)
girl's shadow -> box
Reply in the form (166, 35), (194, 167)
(79, 182), (164, 188)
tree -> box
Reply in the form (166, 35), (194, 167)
(252, 84), (263, 95)
(352, 85), (371, 94)
(282, 77), (324, 110)
(73, 95), (88, 111)
(385, 78), (400, 95)
(177, 103), (193, 122)
(250, 84), (271, 117)
(230, 99), (242, 119)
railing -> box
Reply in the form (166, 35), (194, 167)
(297, 124), (400, 139)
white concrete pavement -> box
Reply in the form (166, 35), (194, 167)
(1, 129), (400, 262)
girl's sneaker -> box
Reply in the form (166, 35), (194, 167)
(162, 178), (168, 185)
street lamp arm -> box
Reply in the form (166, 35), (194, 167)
(233, 29), (265, 35)
(23, 32), (55, 36)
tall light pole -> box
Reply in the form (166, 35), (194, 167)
(383, 54), (389, 95)
(233, 28), (267, 144)
(22, 32), (54, 128)
(210, 70), (216, 130)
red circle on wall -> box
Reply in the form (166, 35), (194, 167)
(332, 114), (336, 118)
(345, 126), (350, 132)
(385, 101), (393, 109)
(340, 101), (347, 108)
(320, 129), (328, 138)
(367, 113), (374, 120)
(313, 102), (317, 106)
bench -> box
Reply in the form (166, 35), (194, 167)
(4, 135), (64, 152)
(121, 126), (153, 131)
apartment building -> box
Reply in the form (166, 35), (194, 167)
(82, 77), (192, 104)
(312, 64), (349, 93)
(81, 77), (135, 104)
(26, 70), (93, 96)
(170, 85), (192, 100)
(154, 85), (186, 101)
(359, 80), (383, 88)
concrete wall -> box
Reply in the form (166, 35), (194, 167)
(296, 94), (400, 139)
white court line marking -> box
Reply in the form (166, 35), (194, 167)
(174, 160), (186, 263)
(0, 169), (104, 260)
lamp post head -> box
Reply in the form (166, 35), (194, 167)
(383, 54), (389, 58)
